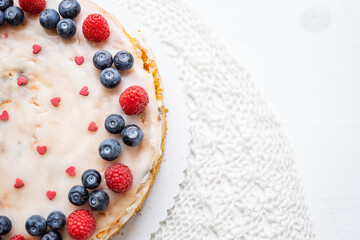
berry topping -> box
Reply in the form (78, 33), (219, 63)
(98, 138), (121, 161)
(4, 6), (24, 26)
(121, 124), (144, 147)
(81, 169), (101, 189)
(0, 111), (9, 121)
(66, 166), (76, 176)
(10, 235), (25, 240)
(46, 191), (56, 200)
(14, 178), (24, 188)
(0, 216), (12, 235)
(19, 0), (46, 13)
(37, 145), (47, 155)
(74, 56), (84, 65)
(104, 114), (125, 134)
(56, 18), (76, 39)
(93, 50), (113, 70)
(88, 190), (109, 211)
(79, 86), (89, 96)
(39, 9), (60, 30)
(58, 0), (80, 19)
(25, 215), (47, 236)
(0, 11), (4, 26)
(32, 44), (42, 54)
(17, 76), (28, 86)
(0, 0), (13, 12)
(105, 164), (133, 193)
(100, 68), (121, 89)
(119, 86), (149, 115)
(88, 121), (98, 132)
(82, 14), (110, 42)
(50, 97), (61, 107)
(68, 185), (89, 206)
(47, 211), (66, 231)
(40, 231), (62, 240)
(114, 51), (134, 71)
(67, 210), (96, 240)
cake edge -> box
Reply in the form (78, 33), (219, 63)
(92, 18), (167, 240)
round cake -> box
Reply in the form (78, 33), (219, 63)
(0, 0), (166, 239)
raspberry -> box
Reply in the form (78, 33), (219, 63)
(19, 0), (46, 13)
(0, 110), (9, 121)
(82, 14), (110, 42)
(67, 210), (96, 240)
(119, 86), (149, 115)
(10, 235), (25, 240)
(105, 163), (133, 193)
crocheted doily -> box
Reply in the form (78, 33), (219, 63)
(109, 0), (316, 239)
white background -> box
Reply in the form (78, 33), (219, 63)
(182, 0), (360, 239)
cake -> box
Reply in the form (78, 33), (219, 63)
(0, 0), (166, 239)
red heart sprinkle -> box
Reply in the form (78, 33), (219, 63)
(50, 97), (61, 107)
(88, 121), (98, 132)
(14, 178), (24, 188)
(79, 86), (89, 96)
(46, 191), (56, 200)
(0, 110), (9, 121)
(37, 145), (47, 155)
(17, 76), (28, 86)
(66, 166), (76, 176)
(75, 56), (84, 65)
(32, 44), (42, 54)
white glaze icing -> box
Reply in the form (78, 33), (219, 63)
(0, 0), (163, 239)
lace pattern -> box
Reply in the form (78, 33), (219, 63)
(118, 0), (316, 239)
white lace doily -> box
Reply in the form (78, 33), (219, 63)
(109, 0), (316, 239)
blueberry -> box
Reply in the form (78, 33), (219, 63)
(56, 18), (76, 39)
(0, 11), (4, 26)
(105, 114), (125, 134)
(114, 51), (134, 71)
(98, 138), (121, 161)
(0, 216), (12, 235)
(88, 190), (109, 211)
(40, 231), (62, 240)
(0, 0), (13, 12)
(47, 211), (66, 230)
(121, 124), (144, 146)
(39, 9), (60, 30)
(81, 169), (101, 189)
(100, 68), (121, 89)
(58, 0), (81, 19)
(68, 185), (89, 206)
(4, 6), (24, 26)
(25, 215), (47, 236)
(93, 50), (113, 70)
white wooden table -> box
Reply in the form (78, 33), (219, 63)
(183, 0), (360, 239)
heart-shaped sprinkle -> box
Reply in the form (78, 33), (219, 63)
(14, 178), (24, 188)
(50, 97), (61, 107)
(79, 86), (89, 96)
(88, 121), (98, 132)
(37, 145), (47, 155)
(32, 44), (42, 54)
(66, 166), (76, 176)
(46, 191), (56, 200)
(0, 110), (9, 121)
(75, 56), (84, 65)
(17, 76), (28, 86)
